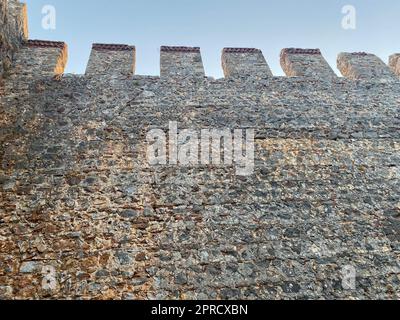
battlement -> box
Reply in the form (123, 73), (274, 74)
(1, 0), (400, 83)
(5, 42), (400, 82)
(4, 37), (400, 81)
(82, 45), (400, 81)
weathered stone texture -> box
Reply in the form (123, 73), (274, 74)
(389, 54), (400, 76)
(0, 0), (28, 77)
(11, 41), (68, 77)
(280, 48), (336, 79)
(160, 46), (205, 78)
(222, 48), (273, 79)
(0, 0), (399, 301)
(1, 71), (400, 299)
(85, 44), (136, 77)
(337, 52), (397, 81)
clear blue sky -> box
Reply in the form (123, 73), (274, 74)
(25, 0), (400, 77)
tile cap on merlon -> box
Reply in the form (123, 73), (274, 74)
(222, 48), (262, 53)
(350, 52), (369, 56)
(281, 48), (322, 55)
(25, 40), (66, 49)
(92, 43), (135, 51)
(161, 46), (200, 53)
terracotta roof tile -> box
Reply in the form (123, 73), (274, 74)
(281, 48), (321, 55)
(92, 43), (135, 51)
(223, 48), (261, 53)
(26, 40), (66, 49)
(351, 52), (369, 56)
(161, 46), (200, 53)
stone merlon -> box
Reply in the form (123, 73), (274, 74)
(11, 39), (68, 77)
(160, 46), (205, 78)
(337, 52), (397, 81)
(389, 54), (400, 76)
(85, 43), (136, 77)
(222, 47), (273, 79)
(0, 0), (28, 77)
(280, 48), (337, 79)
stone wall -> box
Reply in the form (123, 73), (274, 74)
(337, 52), (397, 81)
(389, 54), (400, 76)
(85, 44), (136, 77)
(0, 0), (28, 78)
(280, 48), (337, 80)
(160, 46), (205, 78)
(0, 1), (400, 300)
(221, 48), (273, 79)
(11, 40), (68, 78)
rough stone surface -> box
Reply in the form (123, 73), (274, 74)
(337, 52), (397, 81)
(389, 54), (400, 76)
(222, 48), (273, 79)
(0, 0), (28, 78)
(85, 44), (136, 77)
(0, 0), (399, 300)
(11, 41), (68, 77)
(1, 71), (400, 300)
(160, 46), (205, 78)
(280, 48), (337, 79)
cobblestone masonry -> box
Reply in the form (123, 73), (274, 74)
(280, 48), (337, 80)
(160, 46), (205, 78)
(389, 54), (400, 76)
(222, 48), (273, 79)
(337, 52), (397, 81)
(11, 40), (68, 77)
(0, 0), (28, 77)
(0, 0), (400, 300)
(85, 44), (136, 78)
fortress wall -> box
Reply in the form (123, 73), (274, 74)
(221, 48), (273, 78)
(0, 0), (400, 301)
(85, 44), (136, 77)
(1, 74), (400, 299)
(280, 48), (337, 79)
